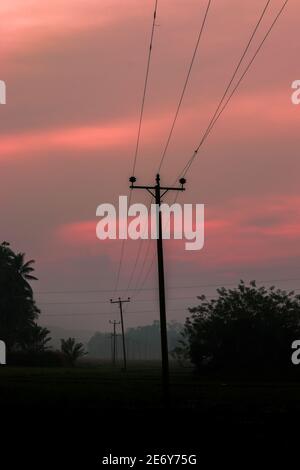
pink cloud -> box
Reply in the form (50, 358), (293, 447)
(52, 194), (300, 271)
(1, 0), (158, 59)
(0, 0), (119, 57)
(0, 85), (295, 161)
(0, 113), (170, 159)
(164, 195), (300, 268)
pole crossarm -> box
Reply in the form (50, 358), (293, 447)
(130, 174), (186, 194)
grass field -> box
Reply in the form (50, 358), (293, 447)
(1, 360), (300, 414)
(2, 362), (300, 464)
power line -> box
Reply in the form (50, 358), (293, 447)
(129, 1), (213, 293)
(132, 0), (158, 176)
(129, 184), (184, 299)
(182, 0), (272, 168)
(125, 198), (154, 295)
(40, 284), (300, 318)
(130, 0), (285, 287)
(114, 1), (281, 299)
(45, 284), (300, 306)
(125, 188), (174, 298)
(129, 189), (180, 299)
(130, 243), (156, 299)
(180, 0), (289, 178)
(158, 0), (212, 172)
(35, 277), (300, 295)
(40, 288), (300, 317)
(42, 307), (186, 317)
(114, 0), (159, 294)
(114, 237), (127, 293)
(38, 294), (214, 306)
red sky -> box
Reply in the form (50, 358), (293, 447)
(1, 0), (299, 332)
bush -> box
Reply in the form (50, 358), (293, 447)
(179, 281), (300, 376)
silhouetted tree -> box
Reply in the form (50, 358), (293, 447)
(61, 337), (87, 366)
(19, 323), (51, 353)
(0, 242), (40, 351)
(177, 281), (300, 373)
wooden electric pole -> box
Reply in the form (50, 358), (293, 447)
(109, 320), (120, 366)
(110, 297), (130, 370)
(129, 173), (186, 405)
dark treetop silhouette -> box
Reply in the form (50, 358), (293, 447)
(0, 241), (53, 357)
(176, 280), (300, 374)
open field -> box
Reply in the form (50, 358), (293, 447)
(1, 362), (300, 464)
(2, 361), (300, 412)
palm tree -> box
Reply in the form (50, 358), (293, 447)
(12, 253), (38, 293)
(61, 338), (87, 366)
(0, 242), (40, 350)
(19, 323), (51, 353)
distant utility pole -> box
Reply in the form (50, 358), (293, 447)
(109, 320), (120, 366)
(130, 173), (186, 405)
(110, 297), (130, 370)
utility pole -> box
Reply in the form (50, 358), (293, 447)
(109, 320), (120, 366)
(129, 173), (186, 405)
(106, 333), (111, 360)
(110, 297), (130, 370)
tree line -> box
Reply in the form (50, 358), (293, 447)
(88, 321), (182, 360)
(2, 241), (300, 374)
(0, 242), (86, 366)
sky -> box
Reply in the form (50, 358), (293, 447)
(0, 0), (299, 335)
